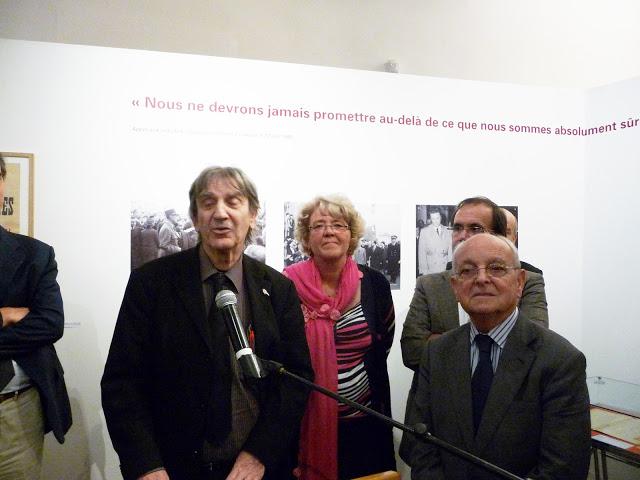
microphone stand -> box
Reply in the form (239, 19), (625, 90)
(261, 359), (525, 480)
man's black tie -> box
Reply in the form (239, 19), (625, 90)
(204, 272), (233, 445)
(472, 334), (494, 434)
(0, 359), (14, 390)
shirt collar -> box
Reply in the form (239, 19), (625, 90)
(469, 307), (519, 348)
(199, 245), (243, 292)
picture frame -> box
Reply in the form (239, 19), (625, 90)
(1, 152), (34, 236)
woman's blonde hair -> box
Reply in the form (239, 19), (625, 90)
(295, 194), (364, 257)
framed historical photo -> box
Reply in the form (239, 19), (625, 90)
(1, 152), (34, 236)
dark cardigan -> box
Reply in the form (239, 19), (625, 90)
(357, 264), (395, 418)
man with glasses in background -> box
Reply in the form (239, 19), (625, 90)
(399, 196), (548, 463)
(409, 233), (590, 479)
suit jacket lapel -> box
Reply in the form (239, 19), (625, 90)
(242, 256), (275, 356)
(0, 228), (25, 304)
(474, 317), (536, 453)
(172, 247), (213, 352)
(445, 325), (475, 451)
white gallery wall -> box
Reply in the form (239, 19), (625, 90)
(583, 78), (640, 385)
(2, 0), (640, 88)
(0, 39), (637, 479)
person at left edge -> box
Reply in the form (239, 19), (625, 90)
(0, 153), (72, 479)
(101, 166), (313, 480)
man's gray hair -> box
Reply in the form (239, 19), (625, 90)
(188, 166), (260, 246)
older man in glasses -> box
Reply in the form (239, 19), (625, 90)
(409, 233), (590, 479)
(400, 196), (548, 463)
(102, 166), (312, 480)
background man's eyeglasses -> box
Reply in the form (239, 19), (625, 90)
(448, 225), (487, 235)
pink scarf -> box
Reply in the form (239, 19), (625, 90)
(284, 258), (362, 480)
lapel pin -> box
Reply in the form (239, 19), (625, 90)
(262, 288), (270, 296)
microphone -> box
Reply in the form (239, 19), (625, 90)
(215, 289), (267, 379)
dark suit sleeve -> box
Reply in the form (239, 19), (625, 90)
(242, 277), (313, 471)
(367, 267), (395, 357)
(410, 341), (446, 480)
(528, 348), (591, 479)
(0, 245), (64, 357)
(380, 289), (395, 358)
(401, 277), (436, 372)
(101, 270), (164, 479)
(520, 272), (549, 328)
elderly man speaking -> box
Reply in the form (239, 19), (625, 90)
(102, 166), (312, 480)
(410, 233), (591, 480)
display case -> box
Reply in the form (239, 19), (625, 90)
(587, 376), (640, 480)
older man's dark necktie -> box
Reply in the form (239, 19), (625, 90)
(472, 334), (494, 434)
(204, 272), (233, 444)
(0, 360), (14, 390)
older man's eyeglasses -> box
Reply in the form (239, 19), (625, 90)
(309, 223), (350, 233)
(454, 264), (518, 281)
(448, 225), (487, 235)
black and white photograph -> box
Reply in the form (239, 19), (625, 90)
(416, 204), (455, 277)
(284, 201), (402, 289)
(130, 204), (266, 270)
(284, 203), (309, 267)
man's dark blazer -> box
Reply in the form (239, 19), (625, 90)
(399, 268), (548, 463)
(0, 226), (72, 442)
(101, 248), (313, 480)
(410, 315), (591, 479)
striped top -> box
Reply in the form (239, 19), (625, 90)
(336, 303), (373, 418)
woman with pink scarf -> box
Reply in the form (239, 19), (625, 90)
(284, 195), (396, 480)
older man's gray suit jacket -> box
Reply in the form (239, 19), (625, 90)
(399, 269), (548, 462)
(410, 315), (591, 479)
